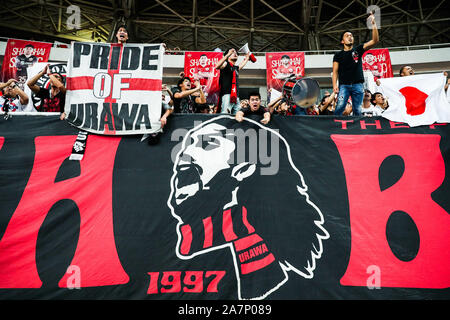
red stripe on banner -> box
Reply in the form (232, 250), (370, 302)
(241, 206), (255, 234)
(122, 78), (162, 91)
(222, 209), (238, 241)
(202, 216), (213, 249)
(180, 224), (193, 255)
(66, 76), (94, 91)
(234, 234), (263, 252)
(66, 77), (162, 92)
(240, 253), (275, 275)
(104, 44), (123, 135)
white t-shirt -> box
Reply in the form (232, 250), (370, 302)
(0, 96), (27, 113)
(361, 105), (383, 117)
(374, 105), (385, 115)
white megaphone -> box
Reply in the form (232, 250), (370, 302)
(238, 43), (257, 63)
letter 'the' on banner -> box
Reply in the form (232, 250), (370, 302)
(332, 134), (450, 289)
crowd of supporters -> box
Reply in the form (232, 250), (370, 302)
(1, 14), (449, 128)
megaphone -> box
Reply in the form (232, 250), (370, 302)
(238, 43), (257, 63)
(282, 77), (320, 108)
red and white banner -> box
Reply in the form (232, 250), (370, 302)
(362, 48), (393, 81)
(265, 52), (305, 93)
(184, 51), (223, 105)
(379, 73), (450, 127)
(64, 42), (164, 135)
(0, 39), (52, 91)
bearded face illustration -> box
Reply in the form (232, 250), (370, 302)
(168, 115), (329, 299)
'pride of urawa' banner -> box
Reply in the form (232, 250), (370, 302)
(0, 39), (52, 91)
(184, 51), (223, 105)
(64, 42), (164, 135)
(265, 52), (305, 95)
(0, 114), (449, 301)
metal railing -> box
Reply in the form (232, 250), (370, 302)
(1, 36), (449, 55)
(164, 43), (450, 55)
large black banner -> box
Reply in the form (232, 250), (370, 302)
(0, 114), (449, 301)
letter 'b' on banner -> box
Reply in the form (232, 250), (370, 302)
(332, 134), (450, 289)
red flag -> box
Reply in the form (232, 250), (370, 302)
(362, 48), (393, 81)
(265, 52), (305, 93)
(1, 39), (52, 90)
(184, 51), (223, 105)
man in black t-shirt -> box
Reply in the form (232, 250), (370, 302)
(26, 64), (66, 119)
(15, 44), (38, 78)
(172, 77), (207, 113)
(235, 92), (270, 124)
(215, 48), (250, 115)
(332, 13), (379, 116)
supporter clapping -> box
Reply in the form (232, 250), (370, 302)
(27, 64), (66, 120)
(306, 104), (320, 115)
(0, 79), (29, 115)
(215, 48), (250, 114)
(318, 91), (336, 115)
(267, 95), (294, 116)
(240, 99), (249, 110)
(343, 101), (353, 116)
(172, 77), (207, 113)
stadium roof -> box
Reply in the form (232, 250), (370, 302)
(1, 0), (449, 51)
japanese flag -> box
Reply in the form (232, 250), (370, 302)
(379, 73), (450, 127)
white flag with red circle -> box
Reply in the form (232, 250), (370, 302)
(379, 73), (450, 127)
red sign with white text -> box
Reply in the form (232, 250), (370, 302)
(265, 52), (305, 93)
(184, 51), (223, 105)
(362, 48), (393, 81)
(0, 39), (52, 90)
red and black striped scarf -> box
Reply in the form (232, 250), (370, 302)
(179, 206), (275, 276)
(229, 62), (238, 103)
